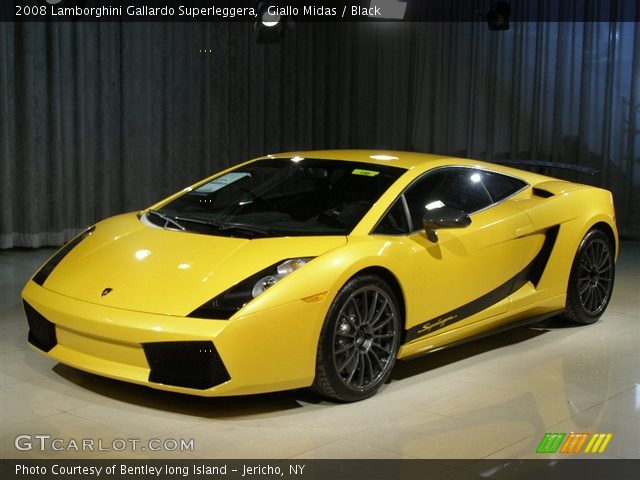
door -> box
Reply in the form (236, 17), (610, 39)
(396, 167), (536, 342)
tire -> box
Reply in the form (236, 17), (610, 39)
(563, 229), (615, 325)
(312, 274), (401, 402)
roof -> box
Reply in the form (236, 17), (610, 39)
(264, 149), (566, 185)
(266, 150), (452, 170)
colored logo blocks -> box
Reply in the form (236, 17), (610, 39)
(536, 432), (613, 454)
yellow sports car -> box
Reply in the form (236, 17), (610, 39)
(22, 150), (617, 401)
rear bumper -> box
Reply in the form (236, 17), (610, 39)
(22, 280), (329, 396)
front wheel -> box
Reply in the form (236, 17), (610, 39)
(563, 229), (615, 325)
(312, 274), (401, 402)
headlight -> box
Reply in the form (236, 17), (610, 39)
(251, 258), (310, 297)
(251, 275), (278, 298)
(188, 257), (313, 320)
(32, 226), (96, 286)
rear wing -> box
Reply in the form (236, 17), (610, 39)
(495, 160), (599, 177)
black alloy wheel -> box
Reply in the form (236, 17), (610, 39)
(313, 274), (401, 402)
(564, 229), (615, 324)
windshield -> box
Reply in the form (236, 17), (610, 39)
(149, 158), (405, 238)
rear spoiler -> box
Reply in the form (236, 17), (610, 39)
(495, 160), (599, 176)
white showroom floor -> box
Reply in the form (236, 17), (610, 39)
(1, 244), (638, 462)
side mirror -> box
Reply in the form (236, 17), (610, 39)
(422, 205), (471, 243)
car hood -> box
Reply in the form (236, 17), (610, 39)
(42, 213), (346, 316)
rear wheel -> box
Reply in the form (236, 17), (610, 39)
(313, 275), (401, 402)
(563, 229), (615, 324)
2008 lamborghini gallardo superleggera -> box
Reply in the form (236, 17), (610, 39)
(22, 150), (618, 401)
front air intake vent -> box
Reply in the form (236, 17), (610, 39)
(142, 341), (230, 390)
(23, 301), (57, 352)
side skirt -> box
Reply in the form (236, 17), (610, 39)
(399, 309), (565, 361)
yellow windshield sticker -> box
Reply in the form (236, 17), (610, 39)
(352, 169), (379, 177)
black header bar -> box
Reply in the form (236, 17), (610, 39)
(3, 0), (640, 23)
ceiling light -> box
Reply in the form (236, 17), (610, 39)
(254, 2), (284, 43)
(374, 0), (408, 19)
(487, 1), (511, 31)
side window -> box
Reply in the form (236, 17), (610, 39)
(404, 168), (496, 230)
(374, 199), (410, 235)
(481, 170), (528, 202)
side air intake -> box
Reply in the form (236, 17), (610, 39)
(532, 187), (554, 198)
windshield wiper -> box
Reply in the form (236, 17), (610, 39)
(217, 223), (276, 237)
(173, 216), (223, 229)
(172, 216), (276, 238)
(147, 210), (186, 231)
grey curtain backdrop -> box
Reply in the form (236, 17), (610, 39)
(1, 20), (639, 248)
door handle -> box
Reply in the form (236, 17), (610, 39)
(515, 224), (535, 237)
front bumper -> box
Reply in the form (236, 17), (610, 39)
(21, 281), (329, 396)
